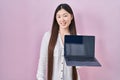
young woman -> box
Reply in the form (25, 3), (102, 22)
(36, 3), (80, 80)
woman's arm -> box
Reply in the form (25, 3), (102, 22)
(36, 32), (50, 80)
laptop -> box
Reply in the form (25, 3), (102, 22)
(64, 35), (101, 66)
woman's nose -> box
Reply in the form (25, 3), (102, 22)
(60, 17), (64, 21)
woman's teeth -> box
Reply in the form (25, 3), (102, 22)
(61, 22), (66, 26)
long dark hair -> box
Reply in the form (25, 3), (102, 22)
(48, 3), (77, 80)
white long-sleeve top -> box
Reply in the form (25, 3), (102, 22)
(36, 31), (80, 80)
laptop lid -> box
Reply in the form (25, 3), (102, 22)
(64, 35), (95, 59)
(64, 35), (101, 66)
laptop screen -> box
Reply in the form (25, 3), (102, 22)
(64, 35), (95, 58)
(65, 43), (86, 56)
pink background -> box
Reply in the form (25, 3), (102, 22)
(0, 0), (120, 80)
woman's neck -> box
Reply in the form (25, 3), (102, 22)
(59, 28), (70, 44)
(59, 28), (70, 36)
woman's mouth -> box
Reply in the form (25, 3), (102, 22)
(60, 22), (66, 26)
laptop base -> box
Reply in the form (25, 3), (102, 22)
(65, 58), (101, 67)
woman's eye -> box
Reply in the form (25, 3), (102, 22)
(57, 16), (61, 18)
(63, 15), (68, 17)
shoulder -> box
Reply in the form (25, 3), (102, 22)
(42, 31), (51, 42)
(77, 33), (80, 35)
(43, 31), (51, 38)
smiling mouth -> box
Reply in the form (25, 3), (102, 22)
(60, 22), (66, 26)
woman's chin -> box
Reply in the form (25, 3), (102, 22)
(60, 25), (69, 29)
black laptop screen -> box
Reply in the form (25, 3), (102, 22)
(65, 43), (86, 56)
(64, 35), (95, 58)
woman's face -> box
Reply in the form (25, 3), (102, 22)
(56, 9), (73, 30)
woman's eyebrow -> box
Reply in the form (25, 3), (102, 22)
(63, 13), (68, 15)
(56, 12), (68, 16)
